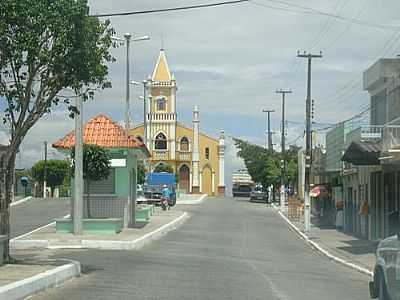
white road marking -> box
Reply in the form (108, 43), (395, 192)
(10, 196), (33, 207)
(11, 214), (70, 241)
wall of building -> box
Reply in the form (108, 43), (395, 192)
(326, 124), (345, 172)
(130, 123), (220, 196)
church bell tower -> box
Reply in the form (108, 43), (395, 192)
(145, 49), (178, 161)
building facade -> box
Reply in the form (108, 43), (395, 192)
(130, 49), (225, 196)
(338, 58), (400, 240)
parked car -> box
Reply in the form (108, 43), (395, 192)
(369, 233), (400, 299)
(249, 185), (268, 203)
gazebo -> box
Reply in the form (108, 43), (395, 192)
(53, 114), (150, 233)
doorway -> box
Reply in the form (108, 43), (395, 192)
(179, 165), (190, 193)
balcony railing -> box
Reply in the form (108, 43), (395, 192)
(147, 113), (176, 123)
(177, 151), (191, 161)
(152, 150), (169, 161)
(360, 125), (384, 140)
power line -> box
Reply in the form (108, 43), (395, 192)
(309, 0), (347, 51)
(258, 0), (399, 30)
(323, 0), (368, 51)
(250, 1), (312, 14)
(321, 28), (400, 106)
(90, 0), (249, 17)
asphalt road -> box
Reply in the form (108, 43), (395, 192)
(32, 196), (370, 300)
(10, 197), (70, 238)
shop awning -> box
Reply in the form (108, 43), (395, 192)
(310, 185), (329, 198)
(341, 141), (381, 165)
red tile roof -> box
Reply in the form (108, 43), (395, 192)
(53, 114), (148, 152)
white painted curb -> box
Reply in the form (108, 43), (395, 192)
(271, 204), (373, 277)
(177, 194), (207, 205)
(0, 259), (80, 300)
(11, 212), (189, 251)
(11, 214), (70, 242)
(10, 196), (33, 207)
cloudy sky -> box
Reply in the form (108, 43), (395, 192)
(9, 0), (400, 189)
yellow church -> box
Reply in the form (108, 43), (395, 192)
(130, 49), (226, 196)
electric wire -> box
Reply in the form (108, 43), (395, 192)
(90, 0), (249, 17)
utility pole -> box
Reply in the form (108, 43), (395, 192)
(276, 89), (292, 211)
(297, 51), (322, 232)
(43, 141), (47, 198)
(124, 33), (131, 134)
(73, 93), (83, 235)
(262, 109), (275, 150)
(142, 80), (147, 146)
(123, 33), (137, 228)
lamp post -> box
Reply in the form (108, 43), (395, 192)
(111, 34), (150, 132)
(112, 33), (149, 228)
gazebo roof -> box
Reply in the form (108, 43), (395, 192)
(53, 114), (149, 155)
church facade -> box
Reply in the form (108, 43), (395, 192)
(130, 49), (225, 196)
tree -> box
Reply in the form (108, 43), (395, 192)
(233, 138), (298, 193)
(71, 144), (111, 218)
(0, 0), (113, 260)
(31, 160), (70, 196)
(137, 162), (146, 185)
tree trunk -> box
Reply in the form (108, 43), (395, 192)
(0, 150), (15, 262)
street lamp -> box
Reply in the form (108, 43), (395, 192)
(111, 34), (150, 133)
(111, 33), (149, 228)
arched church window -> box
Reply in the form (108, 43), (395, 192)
(157, 97), (166, 111)
(180, 137), (189, 151)
(205, 147), (210, 159)
(155, 132), (167, 150)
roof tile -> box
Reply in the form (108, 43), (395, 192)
(53, 114), (145, 150)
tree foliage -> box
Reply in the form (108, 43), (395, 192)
(71, 144), (111, 218)
(233, 138), (299, 190)
(31, 159), (70, 195)
(0, 0), (114, 260)
(137, 162), (146, 185)
(71, 144), (111, 182)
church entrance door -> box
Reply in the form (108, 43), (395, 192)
(179, 165), (190, 193)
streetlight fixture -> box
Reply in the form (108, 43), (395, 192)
(111, 33), (150, 133)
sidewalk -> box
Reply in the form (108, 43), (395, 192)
(275, 205), (375, 275)
(177, 193), (207, 205)
(11, 207), (189, 250)
(0, 259), (80, 300)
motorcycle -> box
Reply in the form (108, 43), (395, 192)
(160, 197), (169, 211)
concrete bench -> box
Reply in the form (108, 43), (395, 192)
(55, 218), (123, 234)
(0, 235), (7, 266)
(136, 206), (151, 223)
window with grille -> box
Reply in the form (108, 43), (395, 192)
(155, 132), (167, 150)
(157, 97), (166, 111)
(180, 137), (189, 151)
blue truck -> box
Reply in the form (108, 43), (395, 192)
(143, 172), (177, 206)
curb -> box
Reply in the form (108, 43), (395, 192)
(177, 194), (207, 205)
(10, 196), (33, 207)
(271, 204), (373, 277)
(11, 214), (70, 242)
(11, 212), (189, 251)
(0, 259), (81, 300)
